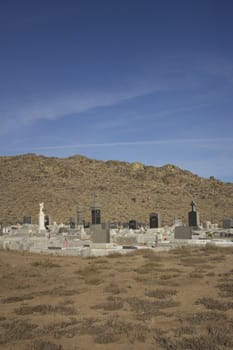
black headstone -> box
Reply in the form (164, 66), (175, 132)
(23, 216), (31, 224)
(69, 217), (75, 228)
(44, 215), (50, 230)
(149, 213), (159, 228)
(91, 209), (101, 225)
(188, 201), (199, 227)
(129, 220), (137, 230)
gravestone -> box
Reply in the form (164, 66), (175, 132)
(188, 201), (200, 228)
(129, 220), (138, 230)
(222, 219), (233, 229)
(149, 212), (160, 228)
(91, 224), (110, 243)
(91, 193), (101, 225)
(174, 226), (192, 239)
(77, 207), (83, 225)
(44, 215), (50, 230)
(23, 216), (31, 224)
(39, 203), (45, 231)
(69, 217), (75, 228)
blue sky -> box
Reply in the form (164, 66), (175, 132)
(0, 0), (233, 182)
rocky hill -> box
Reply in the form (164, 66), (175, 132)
(0, 153), (232, 226)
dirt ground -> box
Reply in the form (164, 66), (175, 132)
(0, 245), (233, 350)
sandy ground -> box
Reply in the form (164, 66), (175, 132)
(0, 245), (233, 350)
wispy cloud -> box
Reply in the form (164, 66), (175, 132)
(0, 84), (160, 136)
(12, 137), (233, 151)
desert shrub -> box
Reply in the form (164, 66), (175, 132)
(207, 326), (233, 347)
(94, 331), (119, 344)
(208, 255), (225, 262)
(0, 319), (43, 344)
(128, 324), (148, 343)
(189, 272), (205, 279)
(126, 297), (179, 318)
(216, 282), (233, 297)
(75, 264), (98, 276)
(104, 317), (133, 335)
(49, 287), (79, 296)
(180, 257), (209, 266)
(184, 311), (228, 324)
(91, 296), (124, 311)
(50, 317), (98, 337)
(26, 339), (63, 350)
(174, 335), (219, 350)
(104, 283), (124, 294)
(134, 262), (163, 274)
(159, 274), (179, 280)
(206, 272), (216, 277)
(165, 268), (182, 273)
(84, 276), (104, 285)
(156, 280), (180, 287)
(93, 317), (133, 343)
(31, 260), (60, 268)
(15, 304), (76, 315)
(1, 295), (33, 303)
(158, 325), (233, 350)
(134, 275), (148, 283)
(46, 317), (79, 331)
(175, 326), (196, 336)
(195, 297), (233, 311)
(145, 288), (177, 299)
(156, 333), (229, 350)
(75, 264), (104, 285)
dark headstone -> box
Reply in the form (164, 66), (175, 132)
(122, 245), (138, 249)
(23, 216), (31, 224)
(92, 209), (101, 225)
(129, 220), (137, 230)
(69, 217), (75, 228)
(44, 215), (50, 230)
(149, 213), (160, 228)
(222, 219), (233, 229)
(188, 201), (200, 227)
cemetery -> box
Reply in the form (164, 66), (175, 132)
(1, 198), (233, 256)
(1, 197), (233, 350)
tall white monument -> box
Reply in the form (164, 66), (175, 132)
(39, 202), (45, 231)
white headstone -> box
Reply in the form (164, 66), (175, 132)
(39, 202), (45, 231)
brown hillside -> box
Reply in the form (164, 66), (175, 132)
(0, 153), (232, 226)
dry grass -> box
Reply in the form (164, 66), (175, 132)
(104, 282), (126, 294)
(26, 340), (64, 350)
(195, 297), (233, 311)
(0, 319), (43, 344)
(31, 259), (61, 268)
(91, 296), (124, 311)
(216, 282), (233, 297)
(1, 246), (233, 349)
(15, 304), (77, 315)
